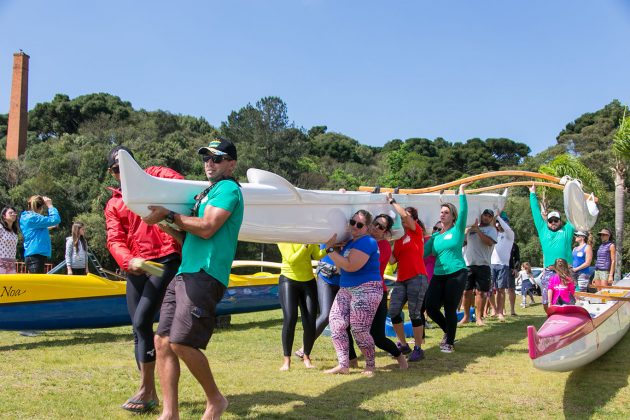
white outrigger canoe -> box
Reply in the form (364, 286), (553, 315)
(117, 150), (510, 243)
(527, 276), (630, 372)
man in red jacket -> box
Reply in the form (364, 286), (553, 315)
(105, 146), (183, 414)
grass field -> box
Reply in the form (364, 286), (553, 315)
(1, 304), (629, 419)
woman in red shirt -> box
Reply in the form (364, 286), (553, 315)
(386, 193), (429, 363)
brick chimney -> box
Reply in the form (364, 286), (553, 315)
(6, 51), (29, 160)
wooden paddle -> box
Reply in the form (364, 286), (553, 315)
(575, 292), (630, 301)
(357, 170), (598, 201)
(590, 284), (630, 291)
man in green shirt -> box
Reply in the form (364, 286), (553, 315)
(143, 137), (243, 420)
(529, 184), (574, 311)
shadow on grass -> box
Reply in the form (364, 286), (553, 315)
(227, 313), (548, 419)
(562, 332), (630, 419)
(0, 329), (131, 352)
(221, 316), (283, 332)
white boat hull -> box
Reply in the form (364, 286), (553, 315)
(118, 150), (507, 243)
(530, 277), (630, 372)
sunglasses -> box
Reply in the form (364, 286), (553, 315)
(372, 222), (386, 231)
(433, 226), (441, 232)
(349, 219), (365, 229)
(110, 165), (120, 174)
(548, 218), (560, 223)
(202, 154), (231, 164)
(598, 232), (610, 236)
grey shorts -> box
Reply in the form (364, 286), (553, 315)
(574, 273), (590, 292)
(156, 271), (227, 350)
(593, 270), (610, 282)
(388, 274), (428, 321)
(492, 264), (514, 289)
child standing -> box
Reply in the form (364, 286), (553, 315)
(517, 262), (535, 308)
(547, 258), (576, 307)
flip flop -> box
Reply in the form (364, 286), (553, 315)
(294, 349), (304, 359)
(121, 399), (158, 413)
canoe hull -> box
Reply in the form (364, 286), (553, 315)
(528, 278), (630, 371)
(117, 150), (507, 244)
(0, 272), (281, 331)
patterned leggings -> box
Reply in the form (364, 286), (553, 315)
(329, 281), (383, 369)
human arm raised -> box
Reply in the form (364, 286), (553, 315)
(529, 184), (546, 234)
(385, 192), (416, 232)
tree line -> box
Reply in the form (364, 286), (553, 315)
(1, 94), (628, 274)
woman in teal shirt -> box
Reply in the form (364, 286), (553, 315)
(424, 184), (468, 353)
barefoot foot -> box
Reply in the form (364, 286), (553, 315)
(362, 367), (375, 376)
(202, 395), (228, 420)
(324, 365), (350, 374)
(303, 357), (316, 369)
(396, 354), (409, 370)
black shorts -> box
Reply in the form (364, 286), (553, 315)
(156, 271), (226, 350)
(465, 265), (492, 292)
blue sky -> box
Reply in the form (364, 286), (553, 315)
(1, 0), (629, 154)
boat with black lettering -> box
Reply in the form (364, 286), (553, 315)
(0, 261), (281, 331)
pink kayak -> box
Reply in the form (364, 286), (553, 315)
(527, 276), (630, 371)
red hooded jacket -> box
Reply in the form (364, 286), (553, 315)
(105, 166), (183, 271)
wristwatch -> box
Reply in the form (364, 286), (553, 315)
(326, 246), (335, 254)
(165, 211), (177, 224)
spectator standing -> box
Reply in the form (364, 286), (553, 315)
(65, 222), (88, 275)
(593, 228), (616, 286)
(0, 206), (19, 274)
(572, 231), (593, 291)
(19, 195), (60, 273)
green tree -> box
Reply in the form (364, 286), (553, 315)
(612, 108), (629, 279)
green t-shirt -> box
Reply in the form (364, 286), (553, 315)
(424, 194), (468, 276)
(529, 192), (574, 268)
(178, 180), (244, 286)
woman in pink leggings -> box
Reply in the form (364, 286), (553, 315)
(323, 210), (383, 376)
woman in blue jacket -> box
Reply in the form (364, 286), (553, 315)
(19, 195), (61, 273)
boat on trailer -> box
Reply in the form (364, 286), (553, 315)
(0, 261), (281, 331)
(527, 276), (630, 371)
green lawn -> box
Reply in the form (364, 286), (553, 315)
(1, 304), (629, 419)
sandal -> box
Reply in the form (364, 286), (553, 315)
(294, 349), (304, 359)
(121, 398), (158, 413)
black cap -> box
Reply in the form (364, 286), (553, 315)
(482, 208), (494, 216)
(107, 146), (134, 168)
(198, 137), (237, 160)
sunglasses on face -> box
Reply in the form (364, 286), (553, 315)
(110, 165), (120, 174)
(202, 154), (231, 164)
(372, 222), (386, 231)
(433, 226), (441, 232)
(548, 218), (560, 223)
(349, 219), (365, 229)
